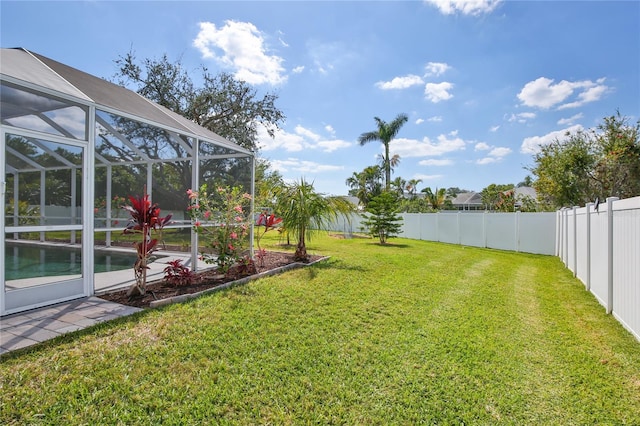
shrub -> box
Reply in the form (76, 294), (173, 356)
(362, 191), (403, 244)
(163, 259), (198, 286)
(122, 191), (172, 296)
(186, 184), (252, 274)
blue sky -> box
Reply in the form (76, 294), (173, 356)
(2, 1), (638, 195)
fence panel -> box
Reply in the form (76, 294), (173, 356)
(486, 213), (517, 251)
(519, 212), (558, 255)
(574, 207), (589, 286)
(612, 197), (640, 340)
(567, 209), (577, 275)
(327, 211), (556, 255)
(556, 196), (640, 341)
(437, 213), (460, 245)
(589, 202), (610, 308)
(401, 214), (422, 240)
(420, 214), (439, 241)
(459, 213), (485, 248)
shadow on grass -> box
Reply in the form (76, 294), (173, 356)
(369, 242), (412, 248)
(299, 257), (367, 281)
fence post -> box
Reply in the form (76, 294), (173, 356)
(585, 202), (593, 291)
(572, 206), (578, 276)
(515, 210), (520, 252)
(483, 210), (487, 249)
(555, 210), (560, 257)
(562, 208), (568, 266)
(606, 197), (619, 314)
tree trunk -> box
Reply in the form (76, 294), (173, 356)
(293, 230), (308, 262)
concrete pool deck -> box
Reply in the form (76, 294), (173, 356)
(1, 247), (195, 355)
(0, 297), (143, 355)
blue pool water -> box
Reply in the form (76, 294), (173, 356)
(4, 244), (139, 281)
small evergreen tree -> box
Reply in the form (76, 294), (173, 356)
(362, 192), (403, 244)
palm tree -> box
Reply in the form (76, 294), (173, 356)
(358, 113), (409, 191)
(345, 165), (383, 207)
(405, 178), (423, 198)
(422, 187), (446, 210)
(377, 153), (401, 178)
(391, 176), (407, 197)
(276, 178), (354, 261)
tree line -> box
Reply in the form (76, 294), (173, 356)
(14, 52), (636, 219)
(112, 53), (639, 214)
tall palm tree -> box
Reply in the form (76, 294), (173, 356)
(358, 113), (409, 191)
(276, 178), (354, 261)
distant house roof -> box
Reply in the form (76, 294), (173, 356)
(451, 192), (483, 209)
(512, 186), (537, 199)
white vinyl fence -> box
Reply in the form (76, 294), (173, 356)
(557, 196), (640, 341)
(328, 211), (556, 255)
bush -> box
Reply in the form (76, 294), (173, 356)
(163, 259), (198, 286)
(362, 191), (403, 244)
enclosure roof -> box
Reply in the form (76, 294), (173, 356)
(0, 48), (252, 156)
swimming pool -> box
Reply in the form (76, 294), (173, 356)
(4, 243), (140, 281)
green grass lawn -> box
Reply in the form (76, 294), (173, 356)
(2, 233), (639, 424)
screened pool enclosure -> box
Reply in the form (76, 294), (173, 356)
(1, 48), (254, 315)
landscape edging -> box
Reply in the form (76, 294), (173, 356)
(149, 256), (330, 308)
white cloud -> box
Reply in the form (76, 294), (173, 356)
(558, 84), (609, 109)
(557, 113), (583, 126)
(258, 124), (350, 153)
(419, 158), (454, 166)
(425, 82), (454, 103)
(425, 0), (502, 16)
(520, 124), (583, 154)
(414, 173), (443, 181)
(474, 143), (511, 164)
(307, 40), (353, 75)
(295, 125), (321, 141)
(193, 20), (286, 85)
(375, 74), (424, 90)
(317, 139), (352, 153)
(490, 125), (500, 132)
(517, 77), (609, 109)
(415, 118), (425, 125)
(292, 65), (305, 74)
(428, 116), (443, 122)
(270, 158), (343, 173)
(476, 157), (499, 165)
(390, 133), (466, 158)
(489, 147), (512, 157)
(257, 125), (307, 152)
(424, 62), (451, 77)
(507, 112), (536, 123)
(325, 125), (335, 135)
(278, 31), (289, 48)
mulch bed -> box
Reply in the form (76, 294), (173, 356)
(98, 250), (322, 309)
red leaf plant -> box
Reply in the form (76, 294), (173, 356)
(255, 209), (283, 267)
(163, 259), (199, 287)
(122, 190), (172, 297)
